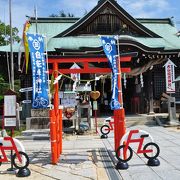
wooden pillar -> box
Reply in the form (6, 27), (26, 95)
(148, 70), (154, 114)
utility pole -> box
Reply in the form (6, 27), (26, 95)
(9, 0), (14, 90)
(34, 5), (38, 34)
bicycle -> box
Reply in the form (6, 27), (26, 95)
(0, 137), (29, 169)
(33, 96), (49, 108)
(115, 129), (160, 162)
(100, 116), (114, 136)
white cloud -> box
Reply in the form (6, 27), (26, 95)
(55, 0), (97, 16)
(0, 0), (179, 37)
(118, 0), (174, 18)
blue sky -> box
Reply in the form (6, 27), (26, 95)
(0, 0), (180, 36)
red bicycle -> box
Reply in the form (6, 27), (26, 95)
(0, 137), (29, 169)
(100, 116), (114, 135)
(116, 130), (160, 162)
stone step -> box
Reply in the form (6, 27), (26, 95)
(16, 134), (50, 140)
(22, 129), (50, 136)
(126, 115), (154, 126)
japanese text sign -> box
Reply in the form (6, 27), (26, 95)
(101, 36), (121, 110)
(163, 59), (176, 94)
(27, 33), (49, 108)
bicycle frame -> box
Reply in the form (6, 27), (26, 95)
(0, 137), (26, 164)
(120, 129), (154, 147)
(104, 116), (114, 131)
(119, 129), (155, 159)
(124, 130), (153, 154)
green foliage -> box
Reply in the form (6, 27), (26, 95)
(0, 78), (21, 101)
(0, 19), (21, 97)
(0, 75), (8, 95)
(6, 126), (26, 137)
(49, 10), (74, 17)
(0, 20), (21, 46)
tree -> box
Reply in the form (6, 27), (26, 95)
(0, 20), (21, 46)
(49, 10), (74, 17)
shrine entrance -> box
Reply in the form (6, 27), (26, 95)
(48, 54), (134, 164)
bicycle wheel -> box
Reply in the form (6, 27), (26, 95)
(143, 142), (160, 160)
(12, 151), (29, 169)
(116, 145), (133, 162)
(100, 125), (110, 135)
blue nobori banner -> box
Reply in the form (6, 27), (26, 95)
(27, 33), (49, 109)
(100, 36), (121, 110)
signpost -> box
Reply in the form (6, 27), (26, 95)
(3, 89), (17, 172)
(4, 90), (17, 129)
(163, 59), (178, 124)
(19, 87), (33, 93)
(163, 59), (177, 94)
(22, 100), (32, 104)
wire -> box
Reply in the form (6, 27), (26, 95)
(52, 70), (111, 83)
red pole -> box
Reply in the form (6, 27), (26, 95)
(114, 40), (126, 152)
(54, 62), (60, 161)
(53, 62), (59, 119)
(49, 62), (60, 164)
(59, 108), (63, 154)
(56, 110), (60, 159)
(94, 110), (98, 134)
(50, 109), (58, 164)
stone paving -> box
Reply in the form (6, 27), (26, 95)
(103, 124), (180, 180)
(0, 122), (180, 179)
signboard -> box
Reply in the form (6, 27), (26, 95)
(100, 36), (121, 110)
(163, 59), (176, 93)
(27, 33), (49, 108)
(19, 87), (33, 92)
(22, 100), (32, 104)
(4, 118), (16, 127)
(4, 95), (16, 128)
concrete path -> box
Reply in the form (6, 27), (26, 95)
(0, 123), (180, 179)
(103, 125), (180, 180)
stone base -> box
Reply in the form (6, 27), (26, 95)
(26, 117), (49, 129)
(164, 120), (180, 127)
(26, 109), (50, 130)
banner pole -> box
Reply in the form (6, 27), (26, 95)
(114, 36), (126, 152)
(44, 35), (51, 108)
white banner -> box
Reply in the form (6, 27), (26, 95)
(164, 59), (176, 93)
(70, 63), (80, 81)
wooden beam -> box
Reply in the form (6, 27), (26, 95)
(49, 67), (131, 74)
(48, 56), (132, 74)
(48, 56), (132, 63)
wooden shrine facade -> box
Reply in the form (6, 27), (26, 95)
(0, 0), (180, 114)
